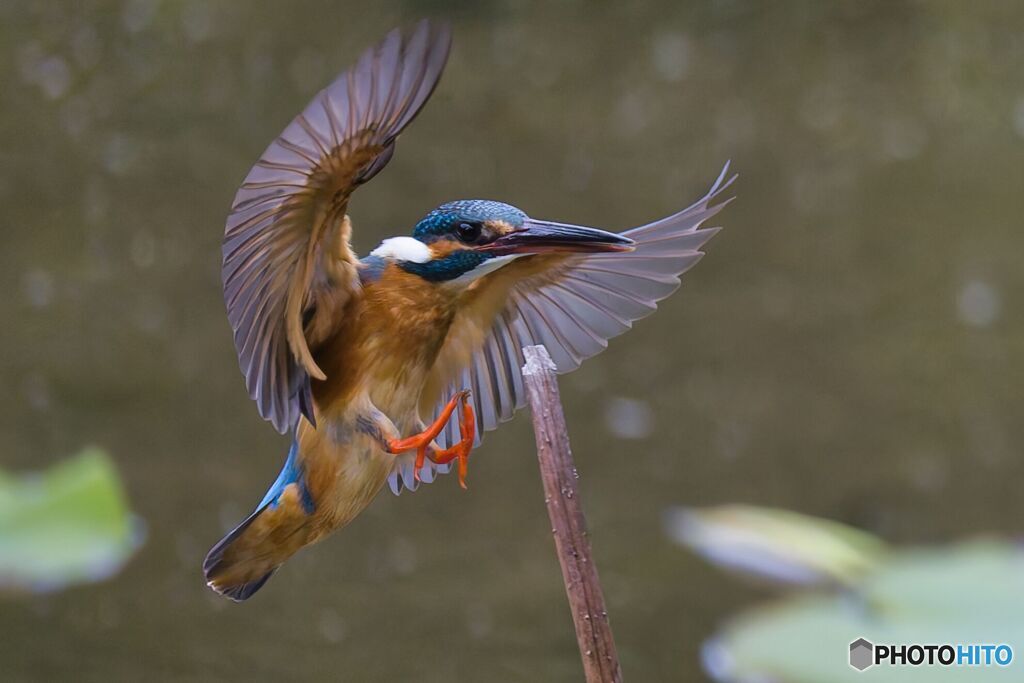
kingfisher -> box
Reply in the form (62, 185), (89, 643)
(204, 20), (734, 601)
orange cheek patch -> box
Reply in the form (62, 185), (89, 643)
(427, 238), (466, 258)
(484, 219), (519, 238)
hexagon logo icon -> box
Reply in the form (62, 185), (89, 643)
(850, 638), (874, 671)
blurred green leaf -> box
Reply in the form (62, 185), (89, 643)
(665, 505), (887, 587)
(0, 447), (144, 593)
(704, 540), (1024, 682)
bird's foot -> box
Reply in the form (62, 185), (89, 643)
(425, 396), (475, 489)
(386, 390), (475, 487)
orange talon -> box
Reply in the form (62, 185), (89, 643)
(386, 390), (472, 483)
(459, 398), (475, 488)
(427, 397), (475, 489)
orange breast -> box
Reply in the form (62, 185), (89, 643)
(311, 263), (460, 420)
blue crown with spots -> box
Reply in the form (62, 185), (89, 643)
(413, 199), (527, 241)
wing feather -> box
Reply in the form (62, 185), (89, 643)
(411, 163), (735, 482)
(222, 21), (451, 433)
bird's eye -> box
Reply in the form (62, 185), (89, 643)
(456, 221), (482, 243)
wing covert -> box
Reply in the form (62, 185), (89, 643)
(423, 163), (736, 459)
(222, 21), (451, 433)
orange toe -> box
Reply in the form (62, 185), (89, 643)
(386, 390), (470, 456)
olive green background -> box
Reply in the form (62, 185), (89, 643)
(2, 1), (1021, 680)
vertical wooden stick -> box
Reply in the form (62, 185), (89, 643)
(522, 345), (623, 683)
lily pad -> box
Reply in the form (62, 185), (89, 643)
(0, 447), (144, 593)
(664, 505), (886, 587)
(703, 540), (1024, 682)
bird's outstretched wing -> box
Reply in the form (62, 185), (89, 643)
(222, 21), (451, 433)
(393, 164), (734, 493)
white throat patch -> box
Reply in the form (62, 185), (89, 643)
(447, 254), (523, 287)
(370, 236), (431, 263)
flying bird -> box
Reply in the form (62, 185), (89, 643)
(204, 20), (734, 601)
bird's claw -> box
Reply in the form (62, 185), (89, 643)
(425, 394), (475, 489)
(385, 390), (475, 488)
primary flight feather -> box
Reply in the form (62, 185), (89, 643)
(206, 20), (734, 600)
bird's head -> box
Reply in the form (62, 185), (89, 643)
(370, 200), (634, 284)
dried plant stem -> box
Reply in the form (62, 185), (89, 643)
(521, 345), (623, 683)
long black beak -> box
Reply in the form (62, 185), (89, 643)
(480, 219), (634, 256)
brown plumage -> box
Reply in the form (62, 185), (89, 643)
(205, 21), (734, 601)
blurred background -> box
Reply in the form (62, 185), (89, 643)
(2, 1), (1022, 680)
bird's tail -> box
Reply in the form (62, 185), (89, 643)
(203, 443), (316, 601)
